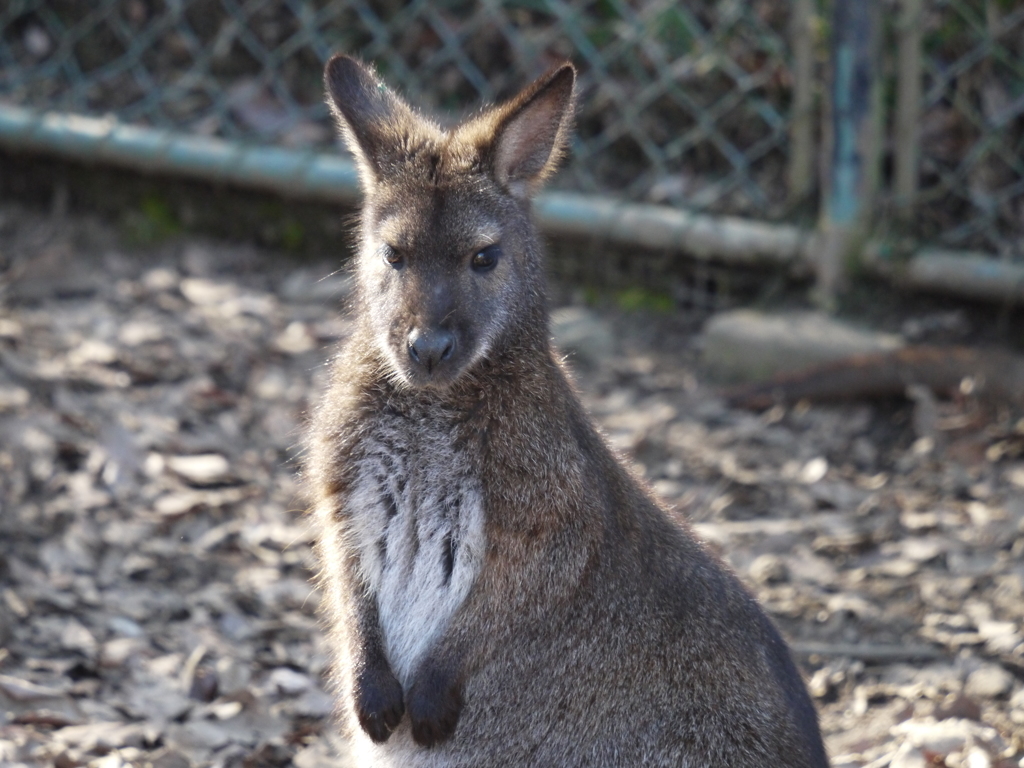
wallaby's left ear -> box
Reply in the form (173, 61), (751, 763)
(477, 63), (576, 197)
(324, 54), (418, 188)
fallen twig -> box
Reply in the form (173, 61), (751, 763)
(722, 346), (1024, 409)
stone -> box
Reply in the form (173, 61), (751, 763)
(963, 746), (992, 768)
(902, 538), (947, 563)
(964, 665), (1014, 699)
(52, 722), (150, 753)
(978, 621), (1021, 654)
(166, 454), (232, 486)
(273, 321), (317, 355)
(0, 386), (30, 412)
(60, 619), (98, 656)
(0, 675), (67, 702)
(279, 268), (351, 304)
(99, 638), (147, 668)
(107, 616), (146, 638)
(118, 319), (166, 346)
(748, 554), (789, 584)
(798, 457), (828, 485)
(550, 306), (615, 366)
(293, 740), (349, 768)
(149, 749), (193, 768)
(214, 657), (252, 697)
(164, 719), (232, 753)
(699, 309), (903, 383)
(266, 667), (313, 697)
(122, 675), (192, 722)
(891, 718), (999, 755)
(889, 743), (927, 768)
(180, 277), (235, 306)
(291, 688), (334, 719)
(141, 267), (179, 292)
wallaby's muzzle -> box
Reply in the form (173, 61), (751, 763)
(384, 270), (477, 388)
(407, 326), (456, 374)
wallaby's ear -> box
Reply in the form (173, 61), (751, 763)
(324, 55), (416, 187)
(479, 63), (576, 197)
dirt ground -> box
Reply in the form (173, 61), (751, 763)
(1, 203), (1024, 768)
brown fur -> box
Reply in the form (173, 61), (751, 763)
(307, 55), (829, 767)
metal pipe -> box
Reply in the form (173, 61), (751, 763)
(2, 103), (1021, 306)
(0, 103), (813, 269)
(535, 192), (813, 269)
(0, 103), (362, 203)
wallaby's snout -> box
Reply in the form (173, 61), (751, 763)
(408, 326), (455, 373)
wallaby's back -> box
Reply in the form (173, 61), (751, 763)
(308, 55), (829, 767)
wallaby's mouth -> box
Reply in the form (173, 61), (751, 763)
(388, 326), (472, 390)
(397, 359), (467, 390)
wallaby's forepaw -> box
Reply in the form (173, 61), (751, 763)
(407, 671), (463, 748)
(354, 665), (405, 743)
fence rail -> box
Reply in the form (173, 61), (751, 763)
(1, 0), (1023, 269)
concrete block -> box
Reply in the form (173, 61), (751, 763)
(701, 309), (903, 383)
(551, 306), (615, 366)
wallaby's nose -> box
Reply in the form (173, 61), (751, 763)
(408, 328), (456, 373)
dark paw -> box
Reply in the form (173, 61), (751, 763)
(407, 673), (463, 748)
(354, 665), (405, 743)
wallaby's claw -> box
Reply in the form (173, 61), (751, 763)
(407, 675), (463, 748)
(354, 666), (405, 743)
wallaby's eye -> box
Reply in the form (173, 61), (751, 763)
(471, 244), (501, 272)
(381, 244), (404, 269)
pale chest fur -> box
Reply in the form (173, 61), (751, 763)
(344, 407), (487, 687)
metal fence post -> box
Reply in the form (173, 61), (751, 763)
(787, 0), (817, 206)
(894, 0), (924, 212)
(816, 0), (882, 306)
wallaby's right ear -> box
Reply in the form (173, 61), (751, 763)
(325, 55), (415, 188)
(478, 63), (576, 197)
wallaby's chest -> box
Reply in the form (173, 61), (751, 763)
(345, 409), (486, 686)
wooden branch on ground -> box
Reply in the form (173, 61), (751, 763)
(722, 346), (1024, 410)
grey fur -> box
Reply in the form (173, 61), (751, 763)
(307, 55), (829, 767)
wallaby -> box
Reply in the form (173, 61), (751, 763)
(308, 54), (829, 767)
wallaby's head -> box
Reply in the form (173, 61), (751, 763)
(325, 55), (575, 389)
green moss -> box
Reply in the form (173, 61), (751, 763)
(281, 219), (306, 251)
(615, 287), (674, 313)
(654, 8), (696, 58)
(121, 194), (181, 245)
(581, 285), (602, 307)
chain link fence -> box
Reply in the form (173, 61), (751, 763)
(0, 0), (1022, 262)
(915, 0), (1024, 259)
